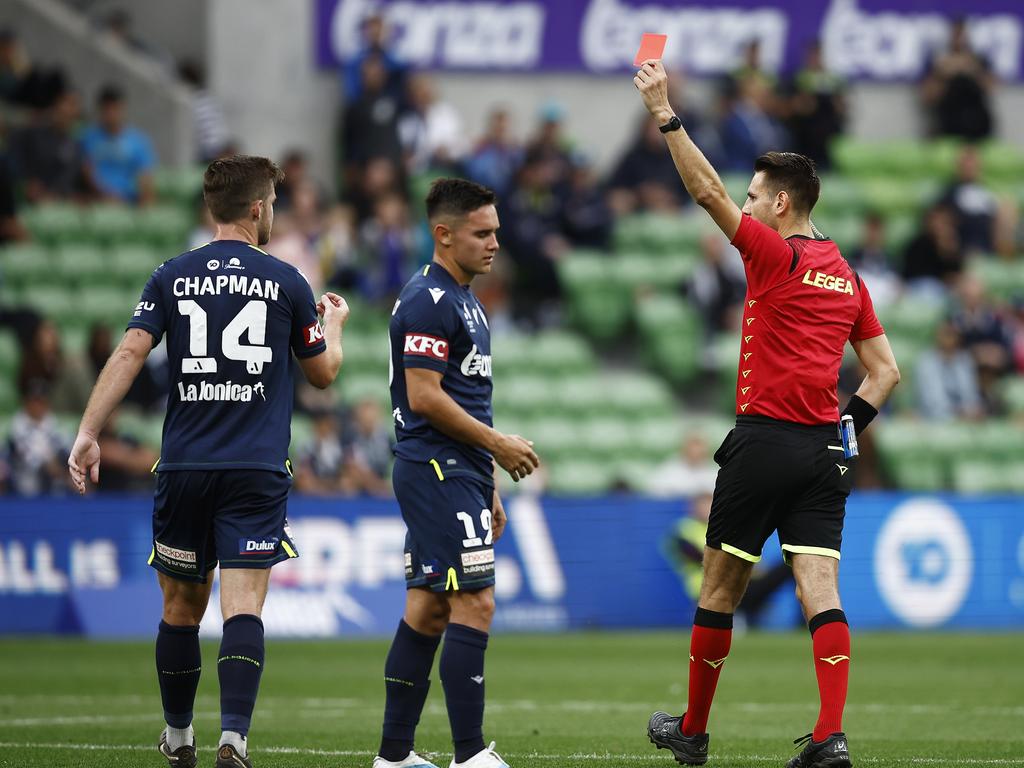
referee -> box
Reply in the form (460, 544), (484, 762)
(634, 61), (900, 768)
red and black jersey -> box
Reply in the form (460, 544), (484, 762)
(729, 214), (885, 425)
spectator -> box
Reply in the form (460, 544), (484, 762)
(179, 60), (231, 162)
(498, 151), (569, 326)
(916, 321), (984, 421)
(847, 213), (901, 308)
(98, 8), (176, 72)
(294, 411), (359, 496)
(0, 28), (66, 109)
(523, 102), (574, 191)
(922, 17), (995, 141)
(346, 399), (394, 495)
(341, 54), (404, 183)
(730, 40), (777, 105)
(901, 203), (963, 291)
(7, 378), (71, 496)
(607, 115), (690, 215)
(0, 148), (27, 243)
(949, 273), (1013, 377)
(688, 233), (746, 344)
(647, 434), (719, 498)
(85, 321), (168, 412)
(717, 77), (787, 173)
(11, 88), (87, 202)
(275, 149), (327, 214)
(939, 146), (999, 255)
(94, 409), (159, 492)
(340, 12), (407, 102)
(464, 107), (523, 198)
(345, 155), (405, 225)
(320, 203), (362, 291)
(17, 319), (92, 414)
(358, 192), (426, 300)
(560, 151), (613, 249)
(80, 84), (157, 205)
(784, 41), (845, 170)
(398, 73), (466, 174)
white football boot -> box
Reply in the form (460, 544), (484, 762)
(448, 742), (509, 768)
(372, 751), (440, 768)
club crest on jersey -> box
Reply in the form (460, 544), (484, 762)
(404, 334), (449, 361)
(305, 321), (324, 346)
(460, 344), (492, 378)
(801, 269), (854, 294)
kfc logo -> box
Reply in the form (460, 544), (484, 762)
(305, 321), (325, 346)
(404, 334), (449, 361)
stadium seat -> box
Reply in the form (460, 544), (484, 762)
(20, 204), (85, 246)
(1, 243), (54, 288)
(55, 245), (108, 287)
(334, 371), (389, 408)
(951, 460), (1008, 494)
(1003, 377), (1024, 415)
(0, 328), (18, 378)
(979, 142), (1024, 182)
(85, 204), (138, 245)
(969, 258), (1024, 302)
(879, 298), (945, 343)
(111, 245), (163, 288)
(153, 166), (206, 207)
(546, 458), (615, 495)
(559, 252), (632, 340)
(134, 205), (193, 248)
(0, 374), (18, 415)
(885, 454), (947, 492)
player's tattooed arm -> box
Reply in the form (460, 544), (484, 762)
(406, 367), (539, 481)
(633, 59), (741, 239)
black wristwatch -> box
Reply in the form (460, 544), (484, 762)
(658, 115), (682, 133)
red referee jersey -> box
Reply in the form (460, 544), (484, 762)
(729, 213), (885, 425)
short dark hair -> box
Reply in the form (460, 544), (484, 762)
(753, 151), (820, 215)
(425, 177), (496, 222)
(97, 84), (124, 107)
(203, 155), (284, 223)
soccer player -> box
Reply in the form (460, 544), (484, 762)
(373, 178), (539, 768)
(634, 61), (900, 767)
(67, 155), (349, 768)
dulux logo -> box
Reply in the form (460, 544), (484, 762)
(240, 538), (278, 555)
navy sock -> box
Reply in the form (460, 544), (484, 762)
(379, 620), (442, 761)
(440, 623), (489, 764)
(156, 621), (202, 728)
(218, 614), (265, 737)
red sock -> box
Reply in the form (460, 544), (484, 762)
(810, 610), (850, 742)
(681, 608), (733, 736)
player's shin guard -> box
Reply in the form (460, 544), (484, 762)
(156, 621), (202, 729)
(217, 614), (265, 738)
(379, 620), (443, 761)
(681, 608), (733, 737)
(440, 623), (488, 764)
(809, 609), (850, 742)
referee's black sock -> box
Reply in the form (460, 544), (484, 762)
(155, 620), (202, 729)
(379, 620), (442, 761)
(218, 614), (265, 741)
(441, 623), (489, 763)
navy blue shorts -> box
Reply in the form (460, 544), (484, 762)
(393, 458), (496, 593)
(149, 469), (299, 583)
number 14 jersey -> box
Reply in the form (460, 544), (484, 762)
(128, 240), (326, 473)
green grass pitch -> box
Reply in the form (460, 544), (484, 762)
(1, 631), (1021, 767)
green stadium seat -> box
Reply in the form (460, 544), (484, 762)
(289, 413), (315, 457)
(951, 460), (1007, 494)
(79, 287), (136, 328)
(496, 375), (552, 419)
(885, 454), (947, 492)
(334, 371), (389, 408)
(114, 410), (164, 451)
(154, 166), (206, 207)
(0, 373), (18, 414)
(20, 204), (85, 246)
(811, 215), (861, 253)
(577, 417), (633, 461)
(979, 142), (1024, 182)
(969, 258), (1024, 302)
(527, 418), (582, 463)
(559, 252), (631, 340)
(85, 204), (138, 244)
(1, 243), (54, 288)
(135, 205), (193, 248)
(546, 459), (614, 495)
(111, 245), (163, 288)
(600, 372), (674, 418)
(1003, 377), (1024, 415)
(0, 328), (18, 378)
(55, 245), (108, 287)
(879, 298), (944, 343)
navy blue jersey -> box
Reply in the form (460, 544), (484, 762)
(128, 240), (326, 472)
(389, 263), (493, 479)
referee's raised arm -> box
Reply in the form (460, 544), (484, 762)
(634, 59), (741, 238)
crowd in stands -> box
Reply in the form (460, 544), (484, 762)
(1, 13), (1022, 497)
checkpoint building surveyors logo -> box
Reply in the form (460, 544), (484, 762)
(874, 499), (973, 628)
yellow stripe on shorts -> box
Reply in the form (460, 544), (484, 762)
(429, 459), (445, 481)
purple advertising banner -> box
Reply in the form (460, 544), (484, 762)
(315, 0), (1024, 81)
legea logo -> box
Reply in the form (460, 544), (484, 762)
(874, 499), (973, 627)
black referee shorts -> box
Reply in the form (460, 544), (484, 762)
(706, 415), (854, 564)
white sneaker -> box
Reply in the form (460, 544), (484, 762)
(448, 742), (509, 768)
(372, 751), (440, 768)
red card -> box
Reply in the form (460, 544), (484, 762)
(634, 33), (667, 66)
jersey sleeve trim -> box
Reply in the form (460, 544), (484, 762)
(403, 356), (449, 373)
(126, 319), (163, 342)
(293, 343), (327, 359)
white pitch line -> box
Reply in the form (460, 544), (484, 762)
(0, 742), (1020, 765)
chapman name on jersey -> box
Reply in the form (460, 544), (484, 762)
(127, 240), (326, 472)
(389, 263), (494, 479)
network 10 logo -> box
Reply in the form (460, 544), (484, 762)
(873, 499), (973, 628)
